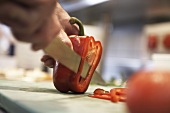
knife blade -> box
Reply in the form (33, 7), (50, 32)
(44, 35), (106, 85)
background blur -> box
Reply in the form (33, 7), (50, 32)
(0, 0), (170, 84)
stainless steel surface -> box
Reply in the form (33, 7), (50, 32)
(44, 35), (105, 85)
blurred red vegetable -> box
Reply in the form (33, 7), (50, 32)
(126, 70), (170, 113)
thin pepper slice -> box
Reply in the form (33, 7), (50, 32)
(89, 88), (127, 103)
(89, 94), (111, 100)
(53, 17), (102, 93)
(94, 88), (110, 95)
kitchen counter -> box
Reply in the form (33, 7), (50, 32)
(0, 80), (128, 113)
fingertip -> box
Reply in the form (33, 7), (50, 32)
(44, 59), (55, 68)
(31, 44), (41, 51)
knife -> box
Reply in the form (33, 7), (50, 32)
(44, 35), (106, 85)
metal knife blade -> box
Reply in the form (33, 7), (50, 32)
(44, 35), (106, 85)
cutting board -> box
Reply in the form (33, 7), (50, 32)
(0, 80), (128, 113)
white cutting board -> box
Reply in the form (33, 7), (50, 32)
(0, 80), (128, 113)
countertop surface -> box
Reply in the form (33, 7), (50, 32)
(0, 80), (128, 113)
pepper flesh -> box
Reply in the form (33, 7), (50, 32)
(53, 17), (102, 93)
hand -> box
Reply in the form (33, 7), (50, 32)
(0, 0), (78, 50)
(41, 29), (74, 68)
(39, 3), (79, 68)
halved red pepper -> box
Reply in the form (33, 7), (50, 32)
(53, 17), (102, 93)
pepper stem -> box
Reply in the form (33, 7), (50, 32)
(69, 17), (85, 36)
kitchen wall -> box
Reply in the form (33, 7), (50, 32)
(144, 22), (170, 71)
(102, 23), (148, 81)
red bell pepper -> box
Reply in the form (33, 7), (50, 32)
(53, 17), (102, 93)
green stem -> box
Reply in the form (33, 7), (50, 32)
(69, 17), (85, 36)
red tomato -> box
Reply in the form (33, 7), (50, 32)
(126, 70), (170, 113)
